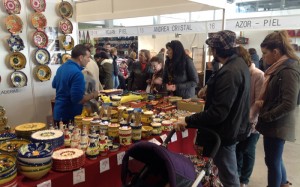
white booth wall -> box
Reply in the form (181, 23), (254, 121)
(138, 33), (207, 54)
(0, 0), (78, 128)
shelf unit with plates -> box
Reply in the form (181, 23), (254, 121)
(30, 0), (52, 82)
(94, 36), (138, 58)
(4, 0), (28, 88)
(58, 1), (74, 64)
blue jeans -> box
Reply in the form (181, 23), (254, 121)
(263, 136), (287, 187)
(214, 144), (240, 187)
(236, 133), (260, 184)
(113, 75), (119, 89)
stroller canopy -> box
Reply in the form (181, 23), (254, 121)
(122, 141), (200, 187)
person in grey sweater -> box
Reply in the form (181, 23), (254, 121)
(163, 40), (199, 99)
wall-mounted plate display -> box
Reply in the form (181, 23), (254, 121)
(33, 30), (48, 48)
(61, 53), (71, 64)
(5, 14), (23, 34)
(58, 1), (73, 18)
(61, 35), (74, 51)
(10, 71), (27, 87)
(7, 35), (24, 52)
(8, 52), (26, 70)
(59, 18), (73, 34)
(3, 0), (21, 14)
(35, 48), (50, 65)
(35, 65), (51, 81)
(0, 106), (6, 117)
(30, 0), (46, 12)
(31, 12), (47, 30)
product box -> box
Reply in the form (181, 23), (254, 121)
(176, 99), (205, 113)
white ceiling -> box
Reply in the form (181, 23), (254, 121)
(75, 0), (226, 22)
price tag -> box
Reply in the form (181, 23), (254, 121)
(160, 134), (167, 142)
(37, 180), (51, 187)
(73, 168), (85, 185)
(117, 151), (125, 165)
(100, 158), (110, 173)
(66, 35), (72, 43)
(182, 129), (188, 138)
(148, 138), (161, 145)
(171, 133), (177, 142)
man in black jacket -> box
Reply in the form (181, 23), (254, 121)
(174, 30), (250, 187)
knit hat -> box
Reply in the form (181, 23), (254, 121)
(206, 30), (236, 50)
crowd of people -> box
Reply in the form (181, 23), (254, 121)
(52, 30), (300, 187)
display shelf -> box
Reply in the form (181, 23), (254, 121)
(94, 36), (138, 58)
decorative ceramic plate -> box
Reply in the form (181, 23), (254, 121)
(0, 153), (16, 174)
(35, 65), (52, 82)
(52, 148), (84, 160)
(31, 12), (47, 30)
(61, 53), (71, 64)
(8, 52), (26, 70)
(58, 1), (73, 18)
(7, 35), (25, 52)
(18, 142), (52, 158)
(0, 139), (30, 154)
(0, 116), (8, 127)
(59, 18), (73, 34)
(0, 106), (6, 116)
(33, 30), (48, 48)
(3, 0), (21, 14)
(5, 14), (23, 34)
(0, 133), (16, 142)
(31, 130), (63, 140)
(15, 123), (46, 132)
(35, 48), (50, 65)
(30, 0), (46, 12)
(61, 35), (74, 51)
(10, 71), (27, 88)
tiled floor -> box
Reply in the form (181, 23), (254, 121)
(248, 106), (300, 187)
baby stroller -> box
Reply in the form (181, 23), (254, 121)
(121, 127), (221, 187)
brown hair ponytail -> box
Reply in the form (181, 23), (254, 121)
(261, 31), (300, 63)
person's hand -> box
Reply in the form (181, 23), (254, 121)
(153, 78), (162, 85)
(173, 117), (187, 131)
(197, 86), (207, 99)
(166, 84), (176, 91)
(92, 91), (99, 99)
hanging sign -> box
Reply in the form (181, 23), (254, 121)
(138, 22), (206, 35)
(226, 15), (300, 31)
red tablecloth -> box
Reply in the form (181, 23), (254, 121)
(17, 129), (196, 187)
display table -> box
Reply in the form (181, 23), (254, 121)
(17, 129), (196, 187)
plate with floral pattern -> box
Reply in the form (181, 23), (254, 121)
(58, 1), (73, 18)
(8, 52), (26, 70)
(3, 0), (21, 14)
(33, 30), (48, 48)
(5, 14), (23, 34)
(30, 0), (46, 12)
(31, 12), (47, 30)
(59, 18), (73, 34)
(7, 35), (25, 52)
(61, 35), (74, 51)
(35, 48), (50, 65)
(10, 71), (27, 88)
(35, 65), (51, 82)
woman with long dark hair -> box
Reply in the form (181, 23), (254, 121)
(163, 40), (198, 99)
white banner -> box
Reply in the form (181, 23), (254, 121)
(226, 15), (300, 31)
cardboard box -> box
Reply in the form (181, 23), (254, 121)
(176, 100), (205, 113)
